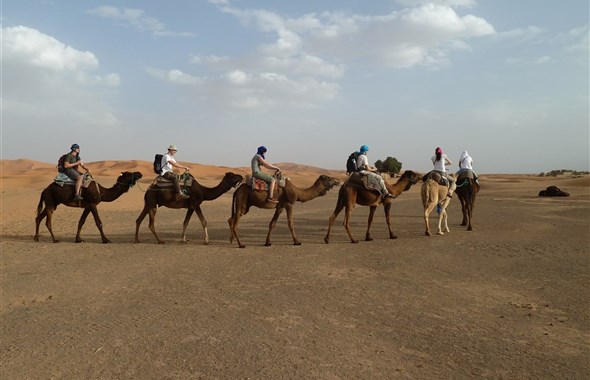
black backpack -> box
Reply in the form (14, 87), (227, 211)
(346, 151), (360, 174)
(153, 154), (164, 174)
(57, 154), (67, 173)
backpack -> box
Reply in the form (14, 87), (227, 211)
(153, 154), (164, 174)
(346, 151), (360, 174)
(57, 154), (67, 173)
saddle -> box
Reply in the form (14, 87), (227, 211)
(151, 173), (194, 189)
(456, 170), (476, 181)
(53, 173), (93, 188)
(347, 172), (382, 192)
(244, 173), (286, 192)
(422, 171), (449, 187)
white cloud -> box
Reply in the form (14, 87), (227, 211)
(395, 0), (476, 7)
(87, 6), (194, 37)
(1, 26), (121, 137)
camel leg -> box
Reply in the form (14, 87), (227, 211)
(324, 203), (344, 244)
(437, 202), (450, 235)
(365, 206), (376, 241)
(34, 207), (49, 242)
(147, 208), (164, 244)
(135, 207), (150, 243)
(75, 208), (92, 243)
(228, 212), (245, 248)
(285, 204), (301, 246)
(88, 205), (110, 243)
(265, 207), (284, 246)
(193, 207), (211, 245)
(466, 201), (473, 231)
(460, 197), (468, 226)
(424, 203), (437, 236)
(343, 205), (359, 244)
(39, 207), (60, 243)
(181, 208), (195, 244)
(383, 202), (398, 240)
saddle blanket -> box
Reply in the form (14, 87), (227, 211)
(422, 171), (449, 187)
(361, 174), (383, 192)
(152, 175), (194, 189)
(53, 173), (93, 188)
(456, 169), (476, 181)
(244, 174), (286, 192)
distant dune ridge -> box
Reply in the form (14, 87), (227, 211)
(0, 159), (348, 186)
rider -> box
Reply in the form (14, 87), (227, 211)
(431, 147), (455, 198)
(161, 145), (190, 199)
(63, 143), (90, 200)
(457, 150), (479, 183)
(356, 145), (394, 200)
(251, 146), (281, 203)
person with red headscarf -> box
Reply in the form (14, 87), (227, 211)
(431, 147), (454, 198)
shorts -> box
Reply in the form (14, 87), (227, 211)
(65, 168), (81, 180)
(253, 171), (273, 183)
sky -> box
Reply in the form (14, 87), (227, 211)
(1, 0), (588, 174)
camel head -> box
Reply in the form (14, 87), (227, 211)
(118, 171), (143, 187)
(223, 172), (244, 188)
(316, 175), (341, 196)
(399, 170), (421, 191)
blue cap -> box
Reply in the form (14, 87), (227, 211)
(71, 144), (80, 150)
(360, 145), (369, 153)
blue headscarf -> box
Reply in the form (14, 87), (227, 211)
(257, 146), (267, 159)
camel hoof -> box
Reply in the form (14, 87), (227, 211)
(157, 241), (166, 245)
(389, 235), (398, 240)
(461, 222), (467, 226)
(181, 240), (189, 244)
(324, 237), (330, 244)
(52, 240), (60, 243)
(467, 227), (473, 231)
(437, 231), (444, 236)
(365, 236), (373, 241)
(264, 242), (272, 247)
(34, 236), (39, 242)
(102, 239), (111, 244)
(351, 240), (359, 244)
(239, 245), (246, 249)
(293, 242), (302, 246)
(425, 232), (431, 237)
(76, 239), (84, 243)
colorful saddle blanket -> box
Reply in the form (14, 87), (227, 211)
(244, 173), (286, 192)
(152, 174), (194, 189)
(53, 173), (93, 188)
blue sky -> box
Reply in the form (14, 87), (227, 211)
(2, 0), (588, 173)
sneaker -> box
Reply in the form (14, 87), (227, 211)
(267, 198), (279, 203)
(74, 194), (83, 200)
(382, 193), (395, 200)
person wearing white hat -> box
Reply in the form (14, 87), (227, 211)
(161, 145), (190, 199)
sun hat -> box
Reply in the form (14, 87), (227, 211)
(168, 145), (178, 151)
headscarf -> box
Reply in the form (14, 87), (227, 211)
(257, 146), (267, 159)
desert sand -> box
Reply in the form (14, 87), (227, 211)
(1, 159), (589, 379)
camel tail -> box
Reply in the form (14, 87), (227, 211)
(36, 194), (45, 216)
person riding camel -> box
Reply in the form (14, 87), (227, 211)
(251, 146), (281, 203)
(160, 145), (190, 199)
(456, 150), (479, 184)
(356, 145), (394, 200)
(431, 147), (455, 198)
(62, 143), (90, 200)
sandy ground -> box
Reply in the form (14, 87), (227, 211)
(1, 160), (589, 379)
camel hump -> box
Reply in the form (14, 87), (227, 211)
(456, 170), (475, 181)
(423, 171), (450, 187)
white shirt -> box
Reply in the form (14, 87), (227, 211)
(356, 153), (370, 171)
(432, 154), (449, 173)
(161, 153), (177, 175)
(459, 153), (473, 170)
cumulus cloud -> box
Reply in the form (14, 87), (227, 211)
(1, 26), (121, 136)
(87, 6), (194, 37)
(150, 1), (495, 112)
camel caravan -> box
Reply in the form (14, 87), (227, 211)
(34, 144), (480, 245)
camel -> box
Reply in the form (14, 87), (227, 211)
(455, 171), (480, 231)
(228, 174), (340, 248)
(421, 173), (457, 236)
(34, 171), (143, 243)
(324, 170), (421, 244)
(135, 172), (243, 244)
